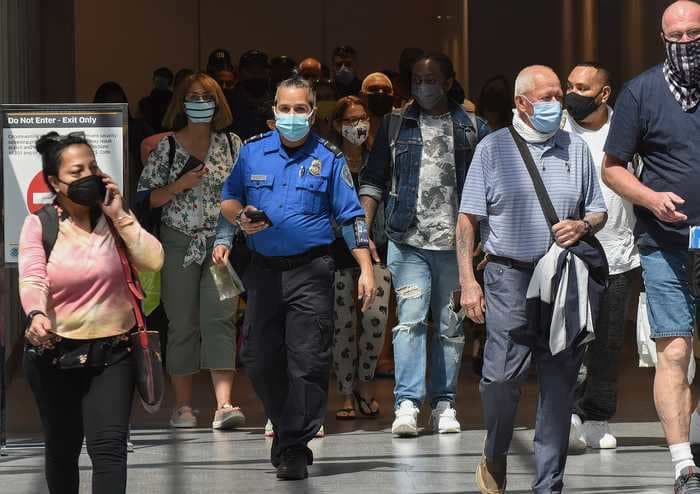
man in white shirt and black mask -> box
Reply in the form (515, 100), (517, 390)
(563, 62), (640, 452)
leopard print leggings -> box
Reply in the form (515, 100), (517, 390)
(332, 264), (391, 395)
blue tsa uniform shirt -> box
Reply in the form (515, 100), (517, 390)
(222, 130), (366, 257)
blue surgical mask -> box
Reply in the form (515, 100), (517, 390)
(275, 111), (311, 142)
(525, 98), (562, 134)
(184, 100), (216, 123)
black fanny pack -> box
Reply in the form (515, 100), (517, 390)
(25, 333), (132, 370)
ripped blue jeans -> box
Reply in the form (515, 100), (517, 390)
(387, 240), (465, 409)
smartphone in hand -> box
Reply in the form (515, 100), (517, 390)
(245, 209), (273, 226)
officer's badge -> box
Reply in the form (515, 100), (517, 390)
(341, 164), (354, 189)
(309, 159), (322, 176)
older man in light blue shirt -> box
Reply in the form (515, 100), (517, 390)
(456, 65), (607, 494)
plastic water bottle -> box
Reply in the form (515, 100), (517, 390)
(210, 262), (245, 301)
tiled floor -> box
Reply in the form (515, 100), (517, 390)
(0, 337), (684, 493)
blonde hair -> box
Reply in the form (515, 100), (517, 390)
(163, 72), (233, 131)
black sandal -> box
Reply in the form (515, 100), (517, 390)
(335, 407), (356, 420)
(354, 392), (379, 417)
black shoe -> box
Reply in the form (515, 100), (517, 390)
(675, 466), (700, 493)
(271, 434), (280, 468)
(276, 447), (308, 480)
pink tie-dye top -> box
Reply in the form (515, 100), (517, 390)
(18, 209), (164, 340)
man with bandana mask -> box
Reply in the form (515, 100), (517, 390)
(220, 77), (376, 481)
(603, 2), (700, 492)
(561, 63), (641, 453)
(458, 65), (607, 493)
(229, 50), (274, 141)
(360, 53), (489, 439)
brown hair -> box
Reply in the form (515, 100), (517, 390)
(162, 72), (233, 131)
(330, 96), (367, 146)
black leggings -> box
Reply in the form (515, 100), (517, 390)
(23, 348), (135, 494)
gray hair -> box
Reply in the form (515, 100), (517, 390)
(514, 65), (557, 98)
(274, 77), (316, 108)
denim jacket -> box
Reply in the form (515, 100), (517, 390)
(359, 99), (490, 243)
(213, 214), (238, 249)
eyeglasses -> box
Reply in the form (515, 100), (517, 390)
(664, 28), (700, 43)
(185, 93), (214, 102)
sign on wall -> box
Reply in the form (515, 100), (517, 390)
(0, 104), (128, 265)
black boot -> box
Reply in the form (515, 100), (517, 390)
(276, 446), (311, 480)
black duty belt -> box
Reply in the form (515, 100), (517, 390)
(488, 254), (537, 270)
(251, 245), (332, 272)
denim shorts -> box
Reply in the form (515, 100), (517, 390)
(639, 246), (696, 339)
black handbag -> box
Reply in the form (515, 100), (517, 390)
(107, 219), (164, 413)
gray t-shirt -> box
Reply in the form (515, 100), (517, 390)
(404, 113), (458, 250)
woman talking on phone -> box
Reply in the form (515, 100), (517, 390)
(20, 132), (164, 494)
(137, 73), (245, 430)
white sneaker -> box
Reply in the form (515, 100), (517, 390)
(569, 414), (587, 453)
(581, 420), (617, 449)
(392, 400), (419, 437)
(430, 401), (461, 434)
(264, 419), (274, 437)
(170, 406), (197, 428)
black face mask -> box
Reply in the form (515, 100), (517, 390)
(367, 93), (394, 117)
(565, 91), (603, 122)
(60, 175), (106, 207)
(240, 78), (270, 98)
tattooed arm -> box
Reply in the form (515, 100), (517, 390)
(456, 213), (486, 324)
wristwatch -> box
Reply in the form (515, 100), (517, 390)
(26, 310), (46, 324)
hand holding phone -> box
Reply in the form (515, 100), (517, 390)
(245, 209), (273, 226)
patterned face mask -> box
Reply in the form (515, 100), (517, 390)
(664, 37), (700, 111)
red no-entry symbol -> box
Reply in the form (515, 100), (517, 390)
(25, 172), (54, 213)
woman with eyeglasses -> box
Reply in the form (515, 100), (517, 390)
(137, 73), (245, 430)
(330, 96), (391, 420)
(20, 132), (164, 494)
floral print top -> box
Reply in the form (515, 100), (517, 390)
(138, 132), (241, 267)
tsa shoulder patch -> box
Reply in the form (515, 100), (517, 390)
(341, 164), (354, 189)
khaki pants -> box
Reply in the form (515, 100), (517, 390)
(160, 225), (237, 376)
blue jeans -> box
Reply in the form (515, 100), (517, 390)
(639, 246), (696, 339)
(387, 240), (465, 408)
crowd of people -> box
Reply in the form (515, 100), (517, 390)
(15, 1), (700, 493)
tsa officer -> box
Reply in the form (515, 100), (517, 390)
(220, 77), (376, 481)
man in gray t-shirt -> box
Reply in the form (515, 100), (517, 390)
(404, 113), (458, 249)
(359, 54), (489, 439)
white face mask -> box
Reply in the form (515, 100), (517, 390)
(341, 120), (370, 146)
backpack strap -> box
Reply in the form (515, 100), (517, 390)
(167, 135), (176, 168)
(35, 206), (59, 261)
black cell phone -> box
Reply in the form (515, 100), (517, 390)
(176, 156), (205, 180)
(245, 210), (273, 226)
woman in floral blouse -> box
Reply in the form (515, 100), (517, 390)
(138, 73), (244, 429)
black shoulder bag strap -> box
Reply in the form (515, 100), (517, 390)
(508, 126), (560, 227)
(36, 205), (59, 260)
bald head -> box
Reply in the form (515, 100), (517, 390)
(299, 58), (322, 81)
(662, 1), (700, 42)
(514, 65), (561, 99)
